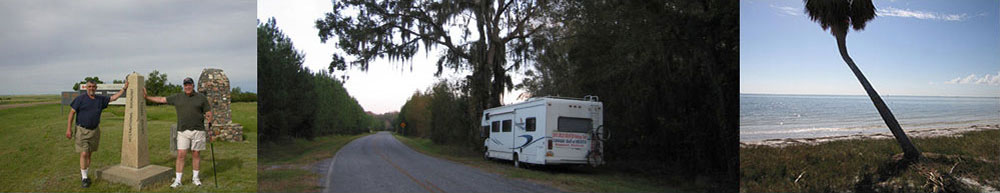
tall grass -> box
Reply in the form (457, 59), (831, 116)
(741, 129), (999, 192)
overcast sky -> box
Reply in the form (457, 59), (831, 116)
(0, 0), (256, 95)
(257, 0), (527, 114)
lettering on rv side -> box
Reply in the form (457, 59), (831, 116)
(552, 132), (588, 148)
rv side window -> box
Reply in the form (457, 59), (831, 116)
(557, 117), (592, 133)
(502, 120), (512, 132)
(525, 117), (536, 132)
(491, 121), (500, 132)
(482, 125), (489, 137)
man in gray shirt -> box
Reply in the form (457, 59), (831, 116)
(144, 77), (213, 188)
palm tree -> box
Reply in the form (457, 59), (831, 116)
(804, 0), (921, 161)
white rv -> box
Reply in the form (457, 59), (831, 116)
(481, 96), (607, 167)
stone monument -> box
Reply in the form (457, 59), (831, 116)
(198, 68), (244, 141)
(98, 73), (173, 190)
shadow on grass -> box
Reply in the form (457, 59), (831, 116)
(483, 159), (602, 175)
(206, 157), (244, 178)
(854, 153), (980, 193)
(854, 155), (916, 192)
(146, 153), (245, 175)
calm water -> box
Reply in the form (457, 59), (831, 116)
(740, 94), (1000, 142)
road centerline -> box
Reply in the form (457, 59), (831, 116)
(375, 134), (440, 193)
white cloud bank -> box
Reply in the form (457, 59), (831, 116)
(771, 4), (802, 16)
(770, 5), (968, 22)
(878, 7), (968, 21)
(945, 72), (1000, 86)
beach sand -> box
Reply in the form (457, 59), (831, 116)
(740, 124), (1000, 148)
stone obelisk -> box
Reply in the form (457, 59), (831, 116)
(98, 73), (173, 190)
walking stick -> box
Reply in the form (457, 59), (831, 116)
(209, 122), (218, 188)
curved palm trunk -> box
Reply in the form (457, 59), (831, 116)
(834, 30), (921, 161)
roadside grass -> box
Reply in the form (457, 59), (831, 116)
(741, 129), (1000, 192)
(258, 133), (371, 192)
(392, 133), (683, 193)
(0, 102), (258, 192)
(0, 94), (60, 105)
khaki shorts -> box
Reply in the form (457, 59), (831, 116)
(177, 130), (207, 151)
(75, 125), (100, 153)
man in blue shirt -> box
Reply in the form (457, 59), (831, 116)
(65, 80), (127, 188)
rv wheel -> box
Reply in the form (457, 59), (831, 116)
(513, 154), (521, 168)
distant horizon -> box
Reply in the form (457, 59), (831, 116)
(740, 92), (1000, 98)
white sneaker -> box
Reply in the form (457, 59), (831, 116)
(170, 179), (182, 188)
(193, 178), (202, 186)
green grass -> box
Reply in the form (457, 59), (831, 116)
(740, 129), (1000, 192)
(258, 133), (371, 192)
(0, 94), (59, 105)
(0, 102), (258, 192)
(392, 133), (682, 193)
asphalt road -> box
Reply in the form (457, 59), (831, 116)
(318, 131), (561, 193)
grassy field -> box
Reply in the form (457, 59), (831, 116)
(0, 94), (60, 105)
(0, 102), (258, 192)
(741, 129), (1000, 192)
(258, 133), (371, 192)
(391, 133), (684, 193)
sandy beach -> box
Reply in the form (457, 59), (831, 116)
(740, 124), (1000, 148)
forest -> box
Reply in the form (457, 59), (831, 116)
(258, 18), (382, 143)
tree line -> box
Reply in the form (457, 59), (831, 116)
(230, 87), (258, 103)
(393, 80), (477, 147)
(258, 18), (381, 144)
(72, 70), (257, 104)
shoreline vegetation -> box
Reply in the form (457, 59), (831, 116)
(741, 128), (999, 192)
(742, 124), (1000, 147)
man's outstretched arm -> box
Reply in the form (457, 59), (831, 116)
(109, 81), (129, 101)
(143, 88), (168, 104)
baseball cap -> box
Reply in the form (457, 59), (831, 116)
(183, 77), (194, 85)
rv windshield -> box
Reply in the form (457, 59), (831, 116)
(557, 117), (592, 133)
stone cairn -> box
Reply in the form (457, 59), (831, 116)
(198, 68), (244, 141)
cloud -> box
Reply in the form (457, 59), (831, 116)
(770, 4), (802, 16)
(878, 7), (968, 21)
(945, 72), (1000, 86)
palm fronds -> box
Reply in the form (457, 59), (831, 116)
(804, 0), (876, 34)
